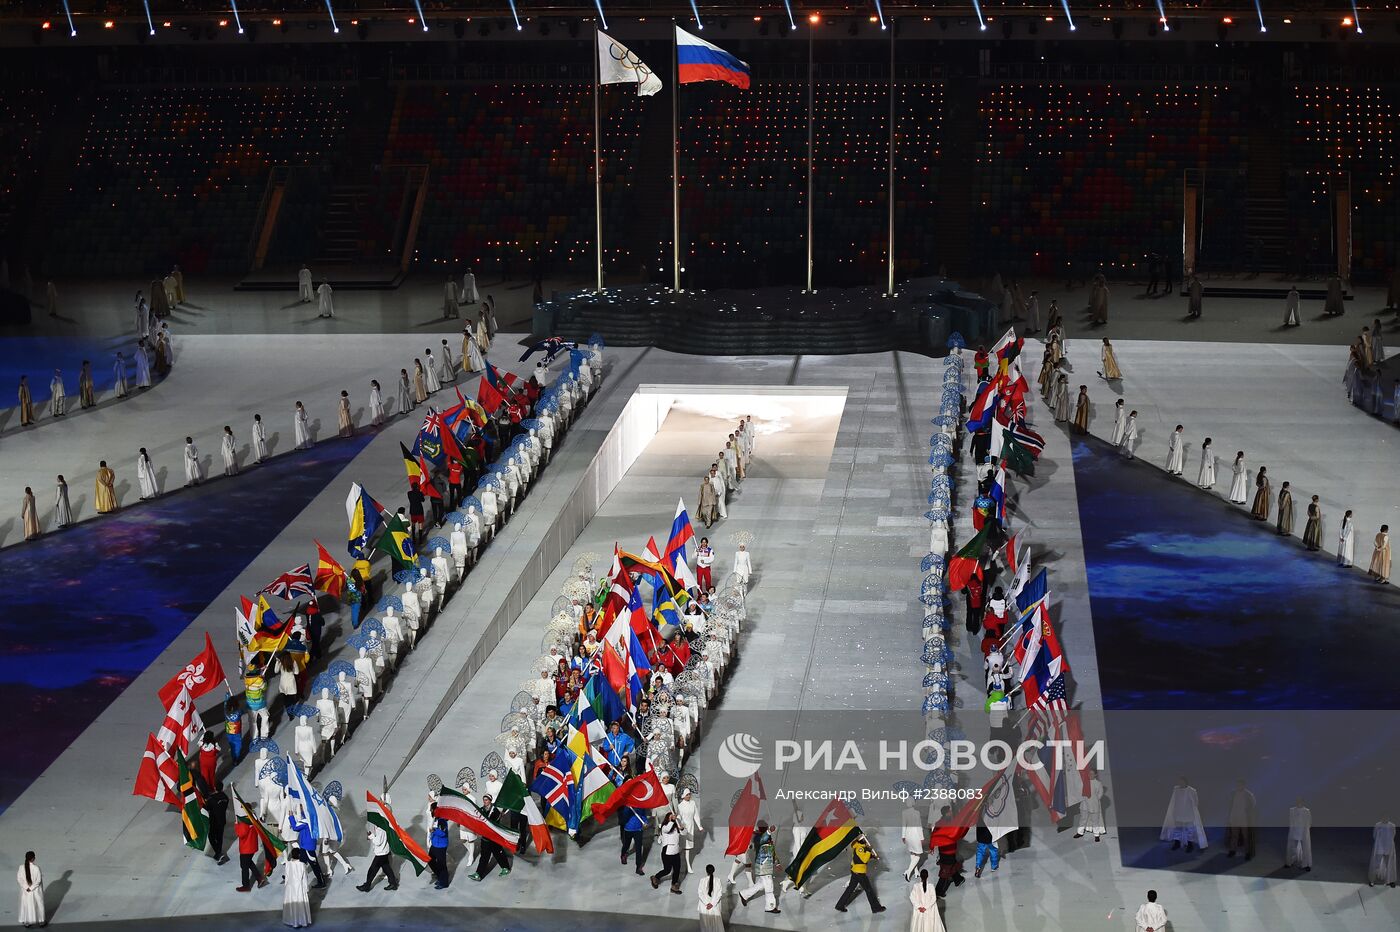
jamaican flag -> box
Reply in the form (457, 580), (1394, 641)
(175, 749), (209, 851)
(231, 786), (286, 875)
(374, 512), (417, 568)
(785, 797), (861, 889)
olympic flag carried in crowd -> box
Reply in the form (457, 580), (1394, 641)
(597, 31), (662, 96)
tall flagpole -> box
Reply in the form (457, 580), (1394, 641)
(593, 24), (604, 292)
(886, 20), (895, 296)
(805, 20), (814, 293)
(671, 22), (681, 292)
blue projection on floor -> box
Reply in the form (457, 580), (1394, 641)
(0, 434), (373, 812)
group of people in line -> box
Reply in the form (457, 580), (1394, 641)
(1159, 777), (1397, 886)
(14, 327), (171, 431)
(1343, 318), (1398, 421)
(695, 421), (756, 529)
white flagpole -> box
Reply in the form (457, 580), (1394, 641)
(672, 22), (681, 292)
(886, 20), (896, 296)
(593, 24), (604, 292)
(805, 19), (814, 293)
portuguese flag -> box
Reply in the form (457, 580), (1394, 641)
(433, 785), (520, 851)
(366, 792), (430, 875)
(784, 797), (861, 889)
(231, 786), (286, 875)
(175, 749), (209, 851)
(948, 522), (993, 593)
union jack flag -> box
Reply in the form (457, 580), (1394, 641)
(259, 564), (315, 601)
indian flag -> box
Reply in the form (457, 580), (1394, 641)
(785, 797), (860, 889)
(434, 786), (519, 850)
(366, 792), (430, 875)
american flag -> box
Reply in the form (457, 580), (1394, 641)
(259, 564), (315, 600)
(1026, 674), (1069, 729)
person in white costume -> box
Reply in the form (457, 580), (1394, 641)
(424, 349), (442, 393)
(183, 436), (204, 486)
(252, 414), (269, 464)
(442, 277), (459, 318)
(221, 426), (239, 476)
(1134, 890), (1167, 932)
(1075, 768), (1106, 841)
(1370, 819), (1397, 887)
(17, 851), (44, 929)
(1338, 509), (1356, 567)
(732, 544), (753, 588)
(1285, 799), (1312, 870)
(900, 801), (925, 881)
(293, 401), (312, 450)
(316, 281), (335, 318)
(909, 869), (945, 932)
(1109, 399), (1126, 445)
(1164, 424), (1185, 475)
(368, 380), (385, 427)
(1197, 437), (1216, 489)
(1228, 452), (1249, 504)
(1118, 410), (1139, 458)
(48, 369), (65, 417)
(1283, 285), (1301, 326)
(283, 849), (313, 928)
(137, 448), (160, 499)
(1160, 777), (1207, 852)
(696, 864), (724, 931)
(298, 265), (314, 303)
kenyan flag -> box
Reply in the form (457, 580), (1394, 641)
(366, 791), (430, 875)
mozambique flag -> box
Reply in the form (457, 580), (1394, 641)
(374, 512), (416, 568)
(175, 749), (209, 851)
(313, 539), (347, 598)
(366, 792), (430, 875)
(785, 797), (860, 889)
(948, 522), (993, 593)
(998, 430), (1036, 477)
(231, 786), (286, 875)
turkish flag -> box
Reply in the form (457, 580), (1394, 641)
(725, 773), (768, 855)
(589, 765), (670, 823)
(157, 633), (227, 707)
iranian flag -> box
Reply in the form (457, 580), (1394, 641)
(366, 792), (430, 875)
(433, 785), (520, 850)
(494, 771), (555, 854)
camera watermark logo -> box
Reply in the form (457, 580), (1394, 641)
(718, 732), (764, 779)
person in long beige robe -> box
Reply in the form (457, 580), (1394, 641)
(413, 361), (428, 404)
(149, 279), (169, 318)
(95, 462), (118, 513)
(172, 265), (185, 304)
(1275, 483), (1294, 536)
(338, 391), (354, 438)
(697, 476), (719, 529)
(17, 376), (34, 426)
(1250, 467), (1271, 520)
(1302, 496), (1322, 550)
(79, 360), (95, 408)
(1369, 526), (1392, 583)
(1072, 385), (1090, 433)
(1099, 338), (1123, 381)
(21, 487), (40, 540)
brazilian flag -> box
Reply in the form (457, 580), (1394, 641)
(374, 512), (417, 568)
(176, 749), (209, 851)
(785, 798), (860, 889)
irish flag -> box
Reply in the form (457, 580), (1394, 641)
(433, 786), (520, 850)
(366, 792), (430, 875)
(495, 771), (555, 854)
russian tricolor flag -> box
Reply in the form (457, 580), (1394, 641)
(676, 26), (750, 89)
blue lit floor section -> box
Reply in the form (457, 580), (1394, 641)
(0, 335), (155, 407)
(1070, 434), (1400, 881)
(0, 432), (374, 812)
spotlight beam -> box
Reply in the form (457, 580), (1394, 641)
(323, 0), (338, 33)
(970, 0), (986, 31)
(505, 0), (521, 30)
(412, 0), (429, 31)
(230, 0), (244, 34)
(1154, 0), (1170, 31)
(1349, 0), (1363, 34)
(62, 0), (76, 36)
(592, 0), (608, 31)
(873, 0), (886, 30)
(1254, 0), (1266, 31)
(688, 0), (703, 30)
(142, 0), (155, 35)
(781, 0), (796, 30)
(1059, 0), (1076, 31)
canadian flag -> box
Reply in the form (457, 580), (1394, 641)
(133, 732), (179, 803)
(155, 685), (204, 756)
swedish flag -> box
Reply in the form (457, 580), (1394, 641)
(374, 512), (416, 568)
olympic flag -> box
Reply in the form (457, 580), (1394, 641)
(597, 31), (662, 96)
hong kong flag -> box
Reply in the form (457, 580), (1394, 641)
(157, 633), (228, 707)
